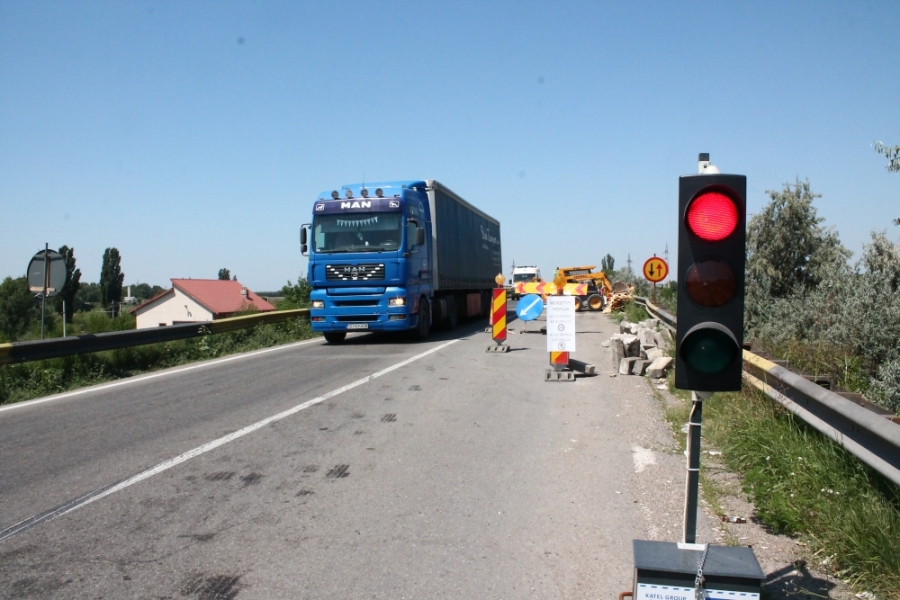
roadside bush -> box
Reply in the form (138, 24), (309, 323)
(745, 177), (900, 412)
(279, 277), (312, 309)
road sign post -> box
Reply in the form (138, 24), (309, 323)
(487, 274), (510, 353)
(27, 244), (67, 340)
(643, 256), (668, 304)
(515, 294), (544, 333)
(545, 268), (576, 382)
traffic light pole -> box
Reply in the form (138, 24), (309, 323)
(683, 390), (710, 543)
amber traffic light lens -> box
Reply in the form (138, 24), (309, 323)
(685, 259), (736, 308)
(687, 192), (738, 242)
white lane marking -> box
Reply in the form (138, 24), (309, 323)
(0, 336), (328, 414)
(632, 445), (657, 473)
(0, 339), (458, 542)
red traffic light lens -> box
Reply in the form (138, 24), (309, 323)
(687, 191), (738, 241)
(685, 259), (736, 308)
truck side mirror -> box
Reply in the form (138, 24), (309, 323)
(300, 225), (310, 256)
(416, 227), (425, 246)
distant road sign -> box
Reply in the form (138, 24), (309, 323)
(515, 294), (544, 321)
(27, 249), (67, 297)
(643, 256), (668, 283)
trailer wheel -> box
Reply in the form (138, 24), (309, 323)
(587, 294), (604, 311)
(413, 297), (430, 341)
(323, 332), (346, 343)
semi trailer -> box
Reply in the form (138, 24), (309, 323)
(301, 180), (502, 343)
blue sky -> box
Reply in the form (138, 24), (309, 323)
(1, 1), (897, 292)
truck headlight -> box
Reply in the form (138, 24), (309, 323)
(388, 297), (406, 307)
(311, 300), (324, 309)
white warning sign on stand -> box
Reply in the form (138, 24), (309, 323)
(546, 295), (576, 353)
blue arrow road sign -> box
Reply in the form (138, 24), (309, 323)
(516, 294), (544, 321)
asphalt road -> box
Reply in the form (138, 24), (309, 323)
(0, 311), (712, 599)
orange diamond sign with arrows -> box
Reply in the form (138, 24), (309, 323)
(642, 256), (668, 283)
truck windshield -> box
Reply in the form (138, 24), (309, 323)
(313, 213), (404, 253)
(513, 273), (537, 282)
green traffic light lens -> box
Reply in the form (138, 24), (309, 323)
(681, 327), (738, 374)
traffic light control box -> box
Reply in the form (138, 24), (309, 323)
(633, 540), (764, 599)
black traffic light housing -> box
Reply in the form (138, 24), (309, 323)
(675, 173), (746, 391)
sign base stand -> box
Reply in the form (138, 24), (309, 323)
(631, 540), (763, 599)
(545, 368), (575, 381)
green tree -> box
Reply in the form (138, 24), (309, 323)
(873, 141), (900, 225)
(0, 276), (39, 342)
(55, 245), (81, 323)
(74, 282), (102, 312)
(99, 247), (124, 315)
(745, 179), (851, 332)
(280, 277), (312, 308)
(131, 283), (165, 302)
(218, 268), (231, 280)
(600, 253), (615, 275)
(874, 141), (900, 173)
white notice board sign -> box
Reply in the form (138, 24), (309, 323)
(546, 296), (576, 352)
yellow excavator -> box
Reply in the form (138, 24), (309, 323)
(555, 265), (614, 311)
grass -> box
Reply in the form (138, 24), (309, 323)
(683, 378), (900, 598)
(609, 300), (650, 324)
(0, 316), (317, 406)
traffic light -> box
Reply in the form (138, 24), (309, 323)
(675, 173), (746, 391)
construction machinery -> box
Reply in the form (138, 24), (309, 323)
(555, 265), (613, 311)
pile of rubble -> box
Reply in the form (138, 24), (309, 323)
(602, 318), (673, 378)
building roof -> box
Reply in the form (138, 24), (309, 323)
(129, 279), (275, 317)
(128, 287), (174, 314)
(171, 279), (276, 316)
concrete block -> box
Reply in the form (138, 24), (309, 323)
(611, 338), (626, 372)
(638, 328), (657, 347)
(633, 359), (651, 376)
(622, 335), (640, 357)
(486, 344), (510, 353)
(619, 356), (640, 375)
(646, 356), (673, 379)
(545, 369), (576, 382)
(645, 347), (666, 361)
(569, 359), (596, 375)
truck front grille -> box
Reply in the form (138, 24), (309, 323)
(335, 315), (379, 322)
(334, 300), (379, 307)
(326, 263), (385, 282)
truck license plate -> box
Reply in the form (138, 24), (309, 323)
(347, 323), (369, 330)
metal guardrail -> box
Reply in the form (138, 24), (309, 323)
(0, 309), (310, 366)
(633, 296), (900, 487)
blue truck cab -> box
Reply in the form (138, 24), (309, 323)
(301, 180), (501, 343)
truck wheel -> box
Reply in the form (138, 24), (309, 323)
(413, 298), (430, 340)
(323, 332), (346, 343)
(587, 294), (604, 311)
(574, 296), (583, 312)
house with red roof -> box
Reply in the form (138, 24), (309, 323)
(130, 279), (275, 329)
